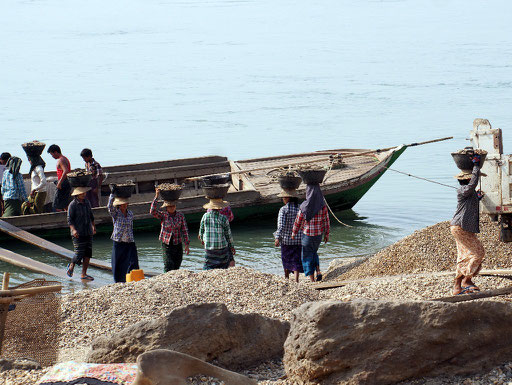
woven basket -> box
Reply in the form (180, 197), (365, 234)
(202, 184), (230, 199)
(201, 174), (231, 186)
(278, 175), (302, 190)
(112, 183), (136, 198)
(21, 143), (46, 157)
(68, 170), (92, 187)
(297, 169), (327, 185)
(159, 188), (182, 201)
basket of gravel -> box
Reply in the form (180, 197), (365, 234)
(278, 173), (302, 190)
(21, 141), (46, 157)
(158, 183), (183, 201)
(68, 170), (92, 187)
(451, 148), (487, 170)
(298, 169), (327, 185)
(111, 182), (136, 198)
(203, 183), (230, 199)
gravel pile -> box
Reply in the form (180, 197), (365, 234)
(334, 216), (512, 281)
(59, 267), (320, 358)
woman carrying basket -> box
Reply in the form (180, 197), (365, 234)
(108, 189), (139, 283)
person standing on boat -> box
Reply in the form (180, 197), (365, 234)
(80, 148), (103, 208)
(47, 144), (71, 212)
(450, 155), (485, 295)
(274, 189), (303, 282)
(108, 191), (139, 282)
(21, 154), (47, 215)
(66, 186), (96, 281)
(291, 184), (330, 282)
(150, 188), (190, 272)
(199, 199), (236, 270)
(1, 153), (28, 217)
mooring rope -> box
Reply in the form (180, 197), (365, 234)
(385, 167), (457, 190)
(323, 159), (353, 227)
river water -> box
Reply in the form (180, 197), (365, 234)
(1, 0), (511, 290)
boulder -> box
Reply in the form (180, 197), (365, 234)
(88, 303), (289, 370)
(284, 299), (512, 384)
(132, 349), (257, 385)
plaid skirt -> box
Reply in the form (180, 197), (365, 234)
(203, 247), (231, 270)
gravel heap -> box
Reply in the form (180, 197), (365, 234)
(335, 216), (512, 281)
(60, 267), (320, 356)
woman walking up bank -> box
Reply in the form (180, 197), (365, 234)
(274, 189), (303, 282)
(150, 188), (190, 272)
(451, 155), (485, 295)
(108, 192), (139, 282)
(291, 184), (330, 282)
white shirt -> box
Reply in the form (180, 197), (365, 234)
(31, 165), (47, 192)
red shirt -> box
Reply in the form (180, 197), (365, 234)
(56, 155), (71, 181)
(292, 206), (330, 237)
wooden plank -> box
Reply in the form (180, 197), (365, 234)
(0, 220), (158, 278)
(314, 269), (512, 291)
(431, 286), (512, 303)
(0, 247), (110, 286)
(0, 247), (78, 281)
(0, 285), (62, 297)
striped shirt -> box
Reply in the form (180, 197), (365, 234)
(107, 194), (134, 243)
(199, 210), (234, 250)
(150, 197), (190, 245)
(292, 206), (330, 238)
(1, 171), (28, 201)
(274, 202), (302, 245)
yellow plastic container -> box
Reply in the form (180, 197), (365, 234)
(130, 269), (145, 282)
(126, 272), (133, 282)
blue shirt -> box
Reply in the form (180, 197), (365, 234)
(1, 171), (27, 201)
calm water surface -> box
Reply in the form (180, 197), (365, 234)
(1, 0), (511, 290)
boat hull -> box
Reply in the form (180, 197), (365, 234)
(0, 146), (406, 240)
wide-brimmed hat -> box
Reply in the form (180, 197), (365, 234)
(161, 200), (178, 208)
(277, 189), (298, 198)
(203, 198), (229, 210)
(71, 186), (91, 196)
(454, 170), (487, 180)
(113, 197), (129, 206)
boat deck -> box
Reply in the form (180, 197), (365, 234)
(237, 149), (380, 199)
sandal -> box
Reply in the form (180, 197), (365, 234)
(316, 273), (323, 282)
(66, 263), (73, 277)
(463, 285), (480, 292)
(456, 287), (470, 295)
(81, 275), (94, 281)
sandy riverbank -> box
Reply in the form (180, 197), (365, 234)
(3, 217), (512, 384)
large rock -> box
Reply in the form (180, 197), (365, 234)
(88, 303), (289, 369)
(284, 299), (512, 384)
(132, 349), (257, 385)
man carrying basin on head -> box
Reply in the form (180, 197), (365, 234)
(66, 186), (96, 281)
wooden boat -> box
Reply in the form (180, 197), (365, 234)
(1, 145), (407, 239)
